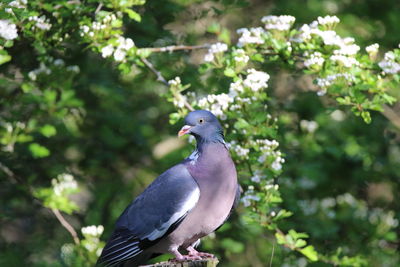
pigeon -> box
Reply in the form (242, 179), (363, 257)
(97, 110), (239, 267)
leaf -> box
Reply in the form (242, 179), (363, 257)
(0, 49), (11, 65)
(40, 124), (57, 138)
(125, 9), (141, 22)
(275, 232), (286, 245)
(29, 143), (50, 158)
(224, 68), (236, 77)
(361, 111), (371, 124)
(300, 245), (319, 261)
(295, 239), (307, 248)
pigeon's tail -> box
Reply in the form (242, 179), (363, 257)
(123, 252), (156, 267)
(96, 231), (144, 267)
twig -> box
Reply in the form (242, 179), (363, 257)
(141, 57), (169, 86)
(269, 242), (275, 267)
(141, 58), (195, 111)
(95, 3), (103, 14)
(142, 44), (210, 53)
(0, 162), (81, 245)
(51, 208), (80, 245)
(382, 104), (400, 130)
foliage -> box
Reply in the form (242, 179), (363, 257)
(1, 0), (399, 266)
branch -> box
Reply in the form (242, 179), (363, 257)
(140, 258), (219, 267)
(142, 44), (210, 53)
(0, 162), (81, 245)
(141, 57), (169, 86)
(382, 104), (400, 130)
(51, 208), (80, 245)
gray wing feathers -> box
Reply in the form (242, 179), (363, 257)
(97, 164), (199, 267)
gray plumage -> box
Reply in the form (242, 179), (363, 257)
(97, 110), (239, 267)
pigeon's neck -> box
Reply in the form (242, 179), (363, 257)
(195, 132), (226, 151)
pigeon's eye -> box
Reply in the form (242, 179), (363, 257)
(198, 118), (204, 124)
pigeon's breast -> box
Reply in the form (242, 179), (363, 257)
(177, 143), (238, 245)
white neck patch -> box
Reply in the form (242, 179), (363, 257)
(188, 150), (200, 165)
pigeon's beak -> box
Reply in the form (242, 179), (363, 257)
(178, 125), (192, 137)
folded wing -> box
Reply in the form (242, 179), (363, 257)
(97, 164), (200, 267)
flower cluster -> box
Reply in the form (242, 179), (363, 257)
(81, 225), (105, 256)
(204, 42), (228, 62)
(51, 173), (78, 196)
(304, 52), (325, 68)
(317, 15), (340, 27)
(253, 139), (284, 171)
(28, 59), (80, 80)
(198, 93), (233, 119)
(227, 140), (250, 159)
(315, 73), (355, 95)
(28, 15), (52, 31)
(243, 69), (270, 91)
(80, 14), (117, 38)
(101, 36), (135, 61)
(261, 15), (295, 31)
(378, 51), (400, 74)
(0, 19), (18, 40)
(241, 185), (260, 207)
(81, 225), (104, 237)
(366, 43), (379, 55)
(293, 16), (360, 68)
(236, 27), (265, 47)
(300, 120), (319, 133)
(232, 48), (249, 64)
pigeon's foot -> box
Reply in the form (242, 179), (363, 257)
(171, 249), (202, 262)
(187, 246), (215, 258)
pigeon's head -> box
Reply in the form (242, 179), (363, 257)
(178, 110), (224, 142)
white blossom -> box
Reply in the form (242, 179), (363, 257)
(113, 49), (126, 61)
(243, 69), (270, 91)
(198, 93), (234, 119)
(366, 43), (379, 54)
(237, 27), (265, 47)
(101, 45), (114, 58)
(233, 49), (249, 64)
(8, 0), (27, 8)
(168, 76), (181, 86)
(51, 173), (78, 196)
(53, 59), (65, 66)
(81, 225), (104, 237)
(241, 186), (260, 207)
(204, 42), (228, 62)
(300, 120), (319, 133)
(28, 15), (52, 31)
(317, 15), (340, 26)
(66, 65), (80, 73)
(0, 20), (18, 40)
(330, 109), (345, 121)
(261, 15), (295, 31)
(316, 73), (355, 90)
(378, 51), (400, 74)
(250, 170), (266, 183)
(330, 54), (359, 67)
(304, 52), (325, 67)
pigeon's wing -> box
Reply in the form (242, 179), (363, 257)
(97, 164), (199, 267)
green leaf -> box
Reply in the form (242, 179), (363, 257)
(0, 50), (11, 65)
(361, 111), (371, 124)
(224, 68), (236, 77)
(300, 245), (319, 261)
(275, 232), (286, 245)
(40, 124), (57, 138)
(125, 9), (141, 22)
(295, 239), (307, 248)
(29, 143), (50, 158)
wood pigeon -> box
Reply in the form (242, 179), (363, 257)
(97, 110), (240, 267)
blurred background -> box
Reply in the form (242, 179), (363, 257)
(1, 0), (400, 266)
